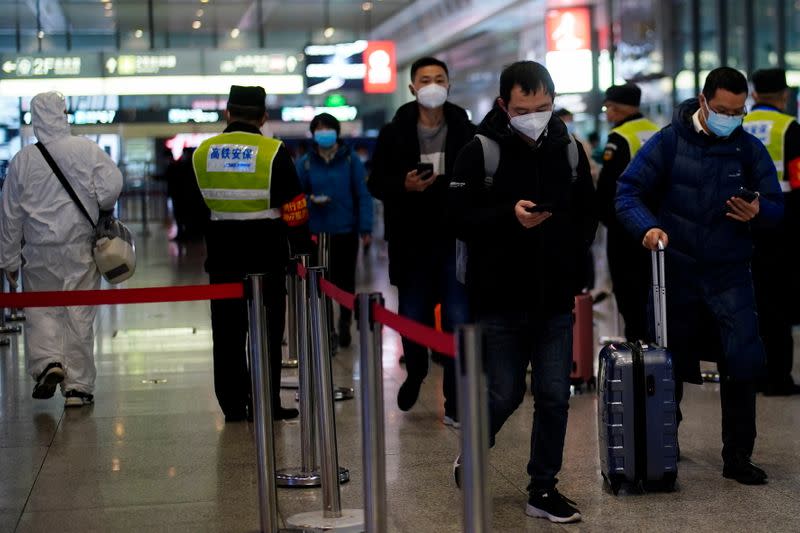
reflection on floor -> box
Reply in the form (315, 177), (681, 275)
(1, 225), (799, 532)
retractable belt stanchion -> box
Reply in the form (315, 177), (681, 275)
(246, 274), (312, 533)
(0, 270), (21, 340)
(457, 325), (491, 533)
(282, 257), (300, 371)
(7, 264), (25, 323)
(358, 293), (387, 533)
(287, 267), (362, 532)
(278, 254), (348, 487)
(317, 233), (354, 402)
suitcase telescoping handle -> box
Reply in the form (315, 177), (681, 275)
(651, 240), (667, 347)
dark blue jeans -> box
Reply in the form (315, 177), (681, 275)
(480, 311), (573, 491)
(397, 246), (470, 416)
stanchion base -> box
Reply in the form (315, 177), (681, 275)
(286, 509), (364, 532)
(7, 313), (25, 322)
(333, 387), (354, 402)
(0, 325), (22, 335)
(281, 377), (300, 389)
(276, 467), (349, 488)
(282, 359), (299, 369)
(0, 337), (10, 346)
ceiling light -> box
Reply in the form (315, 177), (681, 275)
(230, 28), (240, 39)
(200, 0), (209, 3)
(196, 9), (204, 17)
(362, 1), (373, 10)
(323, 26), (335, 39)
(37, 30), (45, 39)
(134, 29), (143, 38)
(101, 0), (110, 3)
(192, 20), (202, 30)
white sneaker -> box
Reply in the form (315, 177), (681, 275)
(443, 415), (461, 429)
(64, 390), (94, 408)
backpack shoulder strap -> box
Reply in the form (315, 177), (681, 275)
(566, 134), (579, 182)
(35, 142), (95, 228)
(475, 134), (500, 178)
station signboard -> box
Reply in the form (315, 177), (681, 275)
(206, 50), (300, 75)
(304, 40), (396, 95)
(545, 7), (593, 94)
(1, 54), (101, 78)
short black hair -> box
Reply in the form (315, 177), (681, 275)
(310, 112), (340, 135)
(227, 103), (266, 122)
(702, 67), (748, 100)
(500, 61), (555, 104)
(410, 57), (449, 82)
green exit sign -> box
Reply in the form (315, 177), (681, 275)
(324, 94), (347, 107)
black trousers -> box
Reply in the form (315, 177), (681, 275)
(607, 229), (651, 342)
(209, 271), (286, 417)
(675, 377), (757, 464)
(328, 232), (360, 326)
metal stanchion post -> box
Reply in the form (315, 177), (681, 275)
(358, 293), (387, 533)
(140, 178), (150, 237)
(282, 263), (299, 370)
(278, 255), (347, 487)
(286, 267), (362, 532)
(7, 264), (25, 323)
(0, 269), (21, 339)
(456, 325), (491, 533)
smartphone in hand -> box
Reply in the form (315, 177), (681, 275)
(416, 162), (434, 180)
(734, 187), (758, 203)
(525, 203), (554, 214)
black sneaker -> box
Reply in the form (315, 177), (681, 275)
(64, 390), (94, 408)
(397, 377), (422, 411)
(723, 459), (768, 485)
(526, 488), (582, 523)
(338, 326), (352, 348)
(32, 362), (65, 399)
(453, 454), (462, 488)
(274, 406), (299, 421)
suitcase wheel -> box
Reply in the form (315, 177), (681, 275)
(602, 473), (623, 495)
(662, 473), (677, 492)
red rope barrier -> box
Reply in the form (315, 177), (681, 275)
(0, 283), (244, 308)
(372, 303), (456, 358)
(320, 278), (355, 311)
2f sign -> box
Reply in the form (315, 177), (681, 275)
(363, 41), (396, 94)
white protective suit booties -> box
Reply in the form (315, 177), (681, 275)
(0, 91), (123, 396)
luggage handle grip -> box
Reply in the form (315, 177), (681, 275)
(651, 240), (667, 347)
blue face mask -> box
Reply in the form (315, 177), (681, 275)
(314, 130), (337, 148)
(703, 101), (743, 137)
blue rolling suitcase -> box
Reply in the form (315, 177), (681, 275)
(598, 243), (678, 494)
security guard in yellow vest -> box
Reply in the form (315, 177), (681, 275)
(193, 85), (311, 421)
(596, 83), (660, 341)
(744, 69), (800, 395)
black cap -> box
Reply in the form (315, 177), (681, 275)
(751, 69), (788, 93)
(604, 84), (641, 107)
(227, 85), (266, 108)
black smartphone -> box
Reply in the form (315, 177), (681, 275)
(525, 203), (554, 213)
(416, 162), (434, 179)
(734, 187), (758, 203)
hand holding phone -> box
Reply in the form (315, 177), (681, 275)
(416, 162), (434, 180)
(733, 187), (759, 203)
(524, 203), (554, 214)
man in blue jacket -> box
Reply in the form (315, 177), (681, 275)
(616, 67), (784, 486)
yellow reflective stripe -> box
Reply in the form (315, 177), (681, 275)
(612, 118), (660, 157)
(743, 110), (794, 181)
(210, 208), (281, 221)
(201, 188), (270, 200)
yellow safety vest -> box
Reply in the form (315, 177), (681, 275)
(611, 117), (660, 158)
(192, 131), (282, 221)
(743, 108), (794, 190)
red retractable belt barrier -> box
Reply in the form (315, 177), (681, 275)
(0, 283), (244, 308)
(372, 304), (456, 358)
(320, 278), (356, 311)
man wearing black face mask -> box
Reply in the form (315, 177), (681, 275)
(369, 57), (475, 425)
(617, 67), (784, 485)
(450, 61), (596, 523)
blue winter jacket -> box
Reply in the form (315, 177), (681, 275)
(616, 99), (784, 383)
(617, 98), (783, 271)
(296, 144), (373, 236)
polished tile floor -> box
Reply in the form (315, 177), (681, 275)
(1, 223), (799, 532)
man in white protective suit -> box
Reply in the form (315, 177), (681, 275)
(0, 91), (122, 407)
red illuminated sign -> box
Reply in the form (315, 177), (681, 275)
(546, 8), (591, 52)
(363, 41), (396, 94)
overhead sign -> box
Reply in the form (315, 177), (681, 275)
(1, 54), (100, 78)
(207, 50), (300, 75)
(363, 41), (397, 94)
(104, 52), (201, 76)
(281, 106), (358, 122)
(545, 8), (593, 94)
(304, 40), (396, 95)
(167, 108), (220, 124)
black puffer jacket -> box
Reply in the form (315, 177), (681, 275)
(450, 104), (597, 315)
(368, 101), (476, 284)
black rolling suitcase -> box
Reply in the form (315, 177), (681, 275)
(598, 242), (678, 494)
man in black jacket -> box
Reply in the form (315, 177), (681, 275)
(369, 57), (476, 425)
(451, 61), (596, 523)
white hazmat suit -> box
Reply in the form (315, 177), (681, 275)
(0, 91), (122, 395)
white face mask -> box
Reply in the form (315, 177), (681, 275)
(509, 111), (552, 141)
(416, 84), (448, 109)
